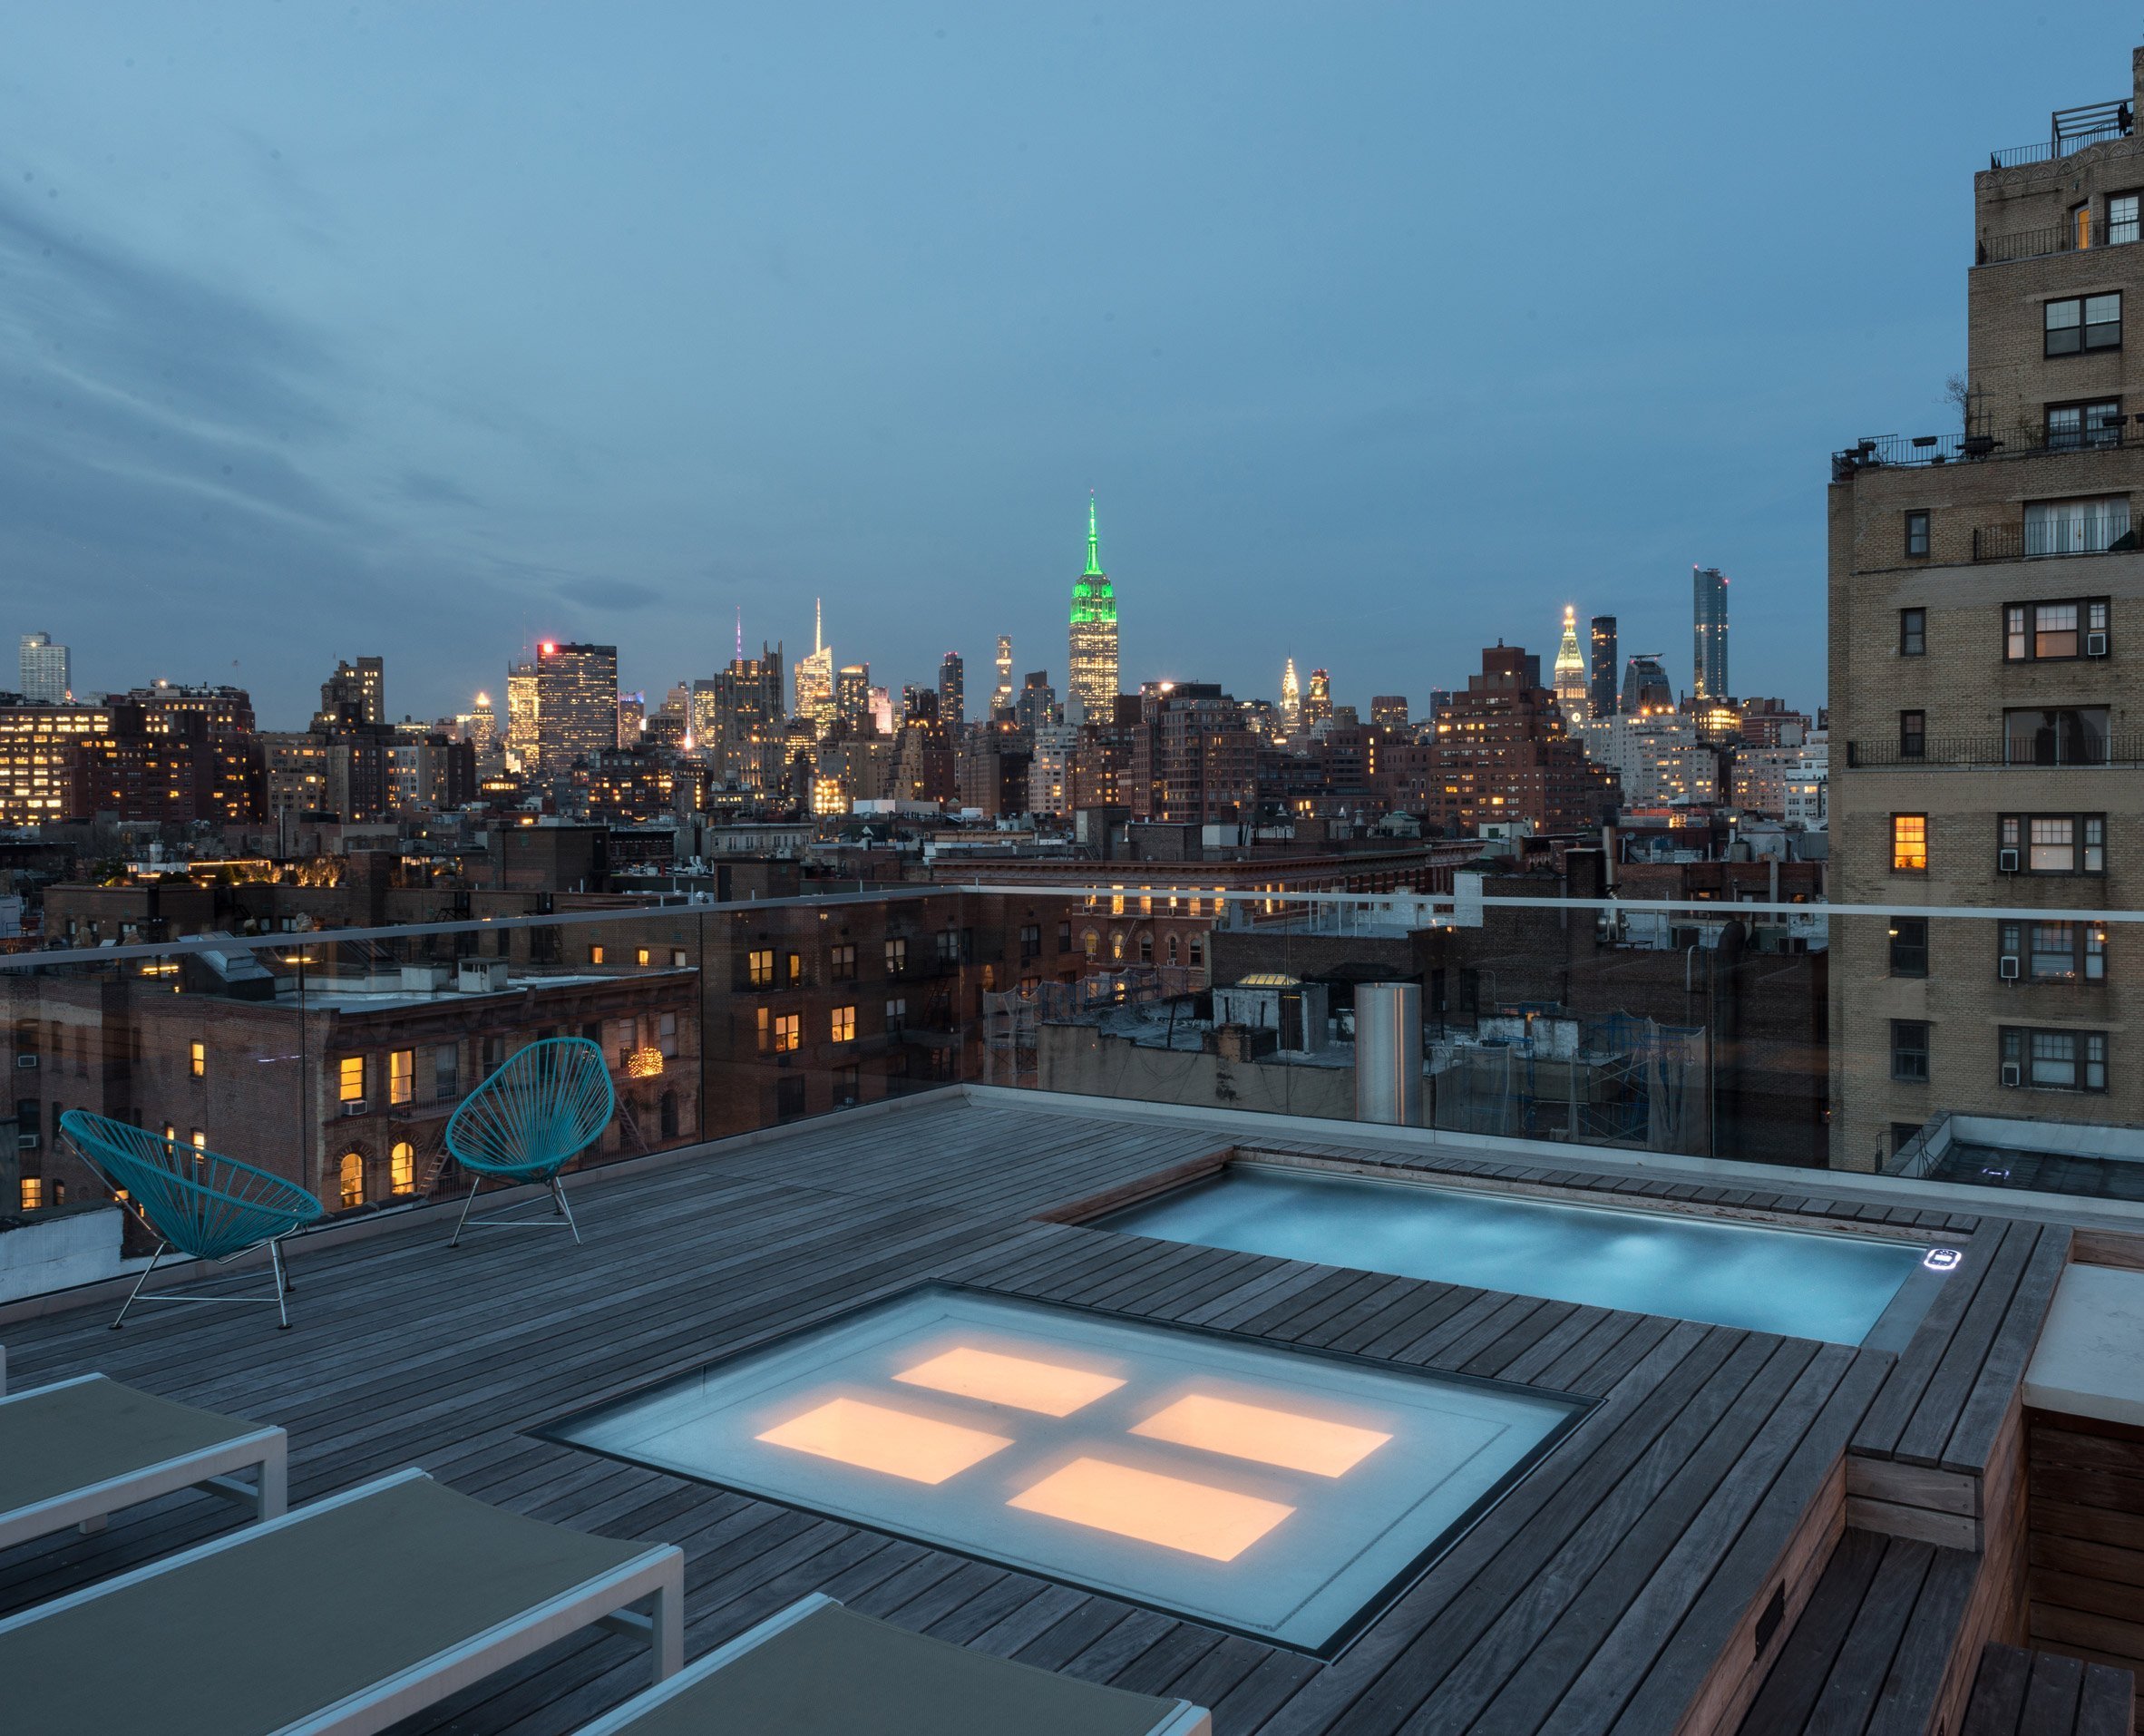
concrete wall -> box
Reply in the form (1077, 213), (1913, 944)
(0, 1206), (125, 1303)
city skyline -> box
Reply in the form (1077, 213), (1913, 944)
(3, 6), (2108, 726)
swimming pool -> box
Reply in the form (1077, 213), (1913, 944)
(550, 1286), (1583, 1652)
(1098, 1165), (1938, 1345)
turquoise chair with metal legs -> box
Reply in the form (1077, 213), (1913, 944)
(444, 1036), (614, 1248)
(58, 1111), (325, 1331)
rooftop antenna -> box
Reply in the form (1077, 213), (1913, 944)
(735, 607), (744, 661)
(814, 597), (823, 656)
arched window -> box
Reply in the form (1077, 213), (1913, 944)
(1082, 929), (1100, 959)
(1139, 932), (1154, 963)
(389, 1140), (415, 1195)
(1111, 931), (1126, 961)
(338, 1151), (365, 1209)
(1167, 934), (1180, 965)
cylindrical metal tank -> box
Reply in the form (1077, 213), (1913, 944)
(1354, 980), (1423, 1126)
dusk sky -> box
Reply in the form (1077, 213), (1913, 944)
(2, 5), (2129, 728)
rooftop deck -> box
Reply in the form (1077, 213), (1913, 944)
(0, 1091), (2125, 1734)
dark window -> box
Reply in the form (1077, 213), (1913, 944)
(884, 936), (908, 976)
(1904, 511), (1930, 557)
(1998, 920), (2107, 982)
(1899, 710), (1925, 759)
(1890, 1122), (1925, 1158)
(1889, 917), (1929, 977)
(1019, 924), (1040, 962)
(658, 1091), (678, 1139)
(2112, 191), (2141, 246)
(1899, 609), (1925, 656)
(1890, 1020), (1931, 1082)
(829, 942), (856, 981)
(1057, 922), (1072, 952)
(2003, 707), (2110, 765)
(833, 1065), (860, 1108)
(2046, 292), (2121, 356)
(775, 1076), (807, 1120)
(2002, 1026), (2108, 1090)
(2047, 399), (2123, 451)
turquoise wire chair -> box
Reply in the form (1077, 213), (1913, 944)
(59, 1110), (325, 1331)
(444, 1036), (614, 1247)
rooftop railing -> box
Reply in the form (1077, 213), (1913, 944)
(6, 883), (2144, 1306)
(1977, 211), (2138, 265)
(1833, 421), (2144, 480)
(1988, 99), (2133, 170)
(1847, 732), (2144, 768)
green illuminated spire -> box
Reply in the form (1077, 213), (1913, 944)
(1085, 491), (1102, 577)
(1069, 491), (1116, 628)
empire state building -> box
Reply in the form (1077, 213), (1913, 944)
(1067, 492), (1119, 722)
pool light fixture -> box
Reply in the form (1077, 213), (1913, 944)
(1923, 1247), (1963, 1272)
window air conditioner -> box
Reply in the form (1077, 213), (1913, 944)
(16, 1133), (37, 1150)
(1998, 955), (2021, 980)
(342, 1099), (369, 1117)
(2087, 630), (2110, 657)
(2000, 1061), (2022, 1087)
(15, 1053), (36, 1068)
(1997, 847), (2021, 873)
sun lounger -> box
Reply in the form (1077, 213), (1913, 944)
(0, 1467), (683, 1736)
(573, 1593), (1210, 1736)
(0, 1372), (286, 1551)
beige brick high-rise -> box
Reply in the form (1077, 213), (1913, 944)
(1830, 48), (2144, 1168)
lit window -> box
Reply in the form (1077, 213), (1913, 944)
(637, 948), (651, 967)
(339, 1055), (365, 1102)
(389, 1048), (414, 1106)
(1891, 814), (1927, 873)
(190, 1128), (206, 1154)
(671, 949), (688, 968)
(338, 1152), (365, 1208)
(748, 949), (775, 987)
(831, 1005), (856, 1043)
(390, 1140), (415, 1195)
(189, 1039), (206, 1078)
(774, 1013), (801, 1053)
(884, 937), (908, 975)
(589, 944), (606, 965)
(19, 1176), (43, 1210)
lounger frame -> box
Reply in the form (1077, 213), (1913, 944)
(0, 1467), (684, 1736)
(573, 1592), (1211, 1736)
(0, 1372), (287, 1551)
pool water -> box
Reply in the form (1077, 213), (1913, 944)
(551, 1286), (1582, 1652)
(1100, 1166), (1931, 1345)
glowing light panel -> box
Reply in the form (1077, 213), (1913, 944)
(1132, 1393), (1390, 1478)
(1009, 1458), (1293, 1562)
(755, 1398), (1010, 1485)
(894, 1346), (1124, 1416)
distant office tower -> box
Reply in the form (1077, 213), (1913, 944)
(938, 650), (965, 735)
(1369, 695), (1409, 727)
(532, 642), (619, 774)
(317, 656), (384, 728)
(1691, 566), (1730, 700)
(505, 663), (539, 770)
(1016, 670), (1058, 738)
(17, 633), (68, 704)
(868, 686), (893, 736)
(1621, 652), (1673, 715)
(794, 598), (834, 725)
(696, 643), (785, 790)
(1553, 606), (1588, 723)
(834, 665), (872, 733)
(1281, 658), (1301, 732)
(1588, 616), (1619, 719)
(617, 691), (646, 747)
(993, 636), (1014, 714)
(1302, 668), (1332, 729)
(464, 692), (497, 757)
(1067, 492), (1120, 723)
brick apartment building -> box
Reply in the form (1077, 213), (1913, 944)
(3, 961), (701, 1218)
(1830, 48), (2144, 1168)
(1425, 646), (1619, 834)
